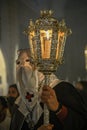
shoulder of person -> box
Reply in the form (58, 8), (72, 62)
(54, 81), (75, 91)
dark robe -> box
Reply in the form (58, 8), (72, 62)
(10, 81), (87, 130)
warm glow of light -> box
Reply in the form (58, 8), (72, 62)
(84, 50), (87, 55)
(84, 45), (87, 71)
(0, 49), (7, 95)
(40, 30), (52, 59)
(46, 31), (50, 39)
(56, 31), (65, 59)
(43, 39), (51, 58)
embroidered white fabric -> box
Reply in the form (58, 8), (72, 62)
(16, 50), (62, 124)
(16, 70), (61, 124)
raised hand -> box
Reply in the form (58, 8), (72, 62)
(37, 124), (54, 130)
(41, 85), (59, 111)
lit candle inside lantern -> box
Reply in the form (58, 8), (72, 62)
(43, 39), (51, 58)
(43, 31), (51, 59)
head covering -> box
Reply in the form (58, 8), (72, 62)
(16, 49), (38, 110)
(9, 84), (18, 89)
(16, 49), (61, 125)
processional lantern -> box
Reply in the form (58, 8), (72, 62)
(25, 10), (72, 125)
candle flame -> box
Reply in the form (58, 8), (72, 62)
(46, 31), (49, 39)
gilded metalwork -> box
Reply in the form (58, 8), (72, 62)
(24, 10), (72, 75)
(24, 10), (72, 125)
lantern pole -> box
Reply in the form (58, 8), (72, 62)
(44, 74), (50, 124)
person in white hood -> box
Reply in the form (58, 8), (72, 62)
(10, 49), (87, 130)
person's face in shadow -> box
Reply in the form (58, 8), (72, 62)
(7, 87), (19, 114)
(8, 87), (19, 98)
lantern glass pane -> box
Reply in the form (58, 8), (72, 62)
(40, 29), (52, 59)
(56, 31), (65, 60)
(28, 31), (35, 58)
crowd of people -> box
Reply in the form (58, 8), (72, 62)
(0, 49), (87, 130)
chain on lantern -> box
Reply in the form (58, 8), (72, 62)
(24, 10), (72, 125)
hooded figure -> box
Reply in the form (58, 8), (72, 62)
(10, 49), (87, 130)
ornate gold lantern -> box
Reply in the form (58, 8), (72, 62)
(25, 10), (72, 125)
